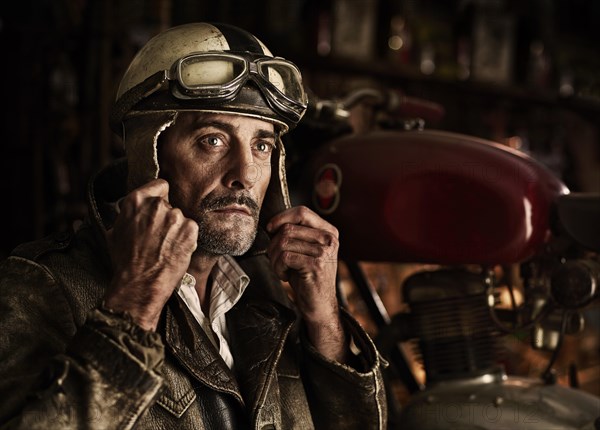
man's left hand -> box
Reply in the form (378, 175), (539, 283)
(267, 206), (348, 362)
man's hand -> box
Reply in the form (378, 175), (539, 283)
(104, 179), (198, 331)
(267, 206), (348, 363)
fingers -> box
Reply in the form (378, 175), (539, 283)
(266, 206), (339, 283)
(270, 222), (337, 247)
(271, 247), (337, 282)
(271, 251), (315, 282)
(267, 206), (339, 239)
(137, 178), (170, 199)
(267, 223), (337, 262)
(119, 179), (170, 216)
(110, 178), (198, 253)
(104, 180), (198, 332)
(164, 204), (199, 253)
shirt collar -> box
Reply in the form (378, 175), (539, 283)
(211, 255), (250, 303)
(178, 255), (250, 322)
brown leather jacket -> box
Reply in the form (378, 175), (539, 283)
(0, 161), (387, 429)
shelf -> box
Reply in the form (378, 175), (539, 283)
(295, 54), (600, 117)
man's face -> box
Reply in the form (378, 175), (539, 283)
(158, 112), (275, 256)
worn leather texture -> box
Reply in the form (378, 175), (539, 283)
(0, 160), (387, 429)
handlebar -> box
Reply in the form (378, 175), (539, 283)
(304, 87), (446, 125)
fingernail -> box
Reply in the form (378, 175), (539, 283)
(266, 222), (273, 232)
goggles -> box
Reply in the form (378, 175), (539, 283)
(115, 52), (307, 128)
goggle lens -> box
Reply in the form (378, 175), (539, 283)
(179, 55), (246, 87)
(258, 60), (304, 101)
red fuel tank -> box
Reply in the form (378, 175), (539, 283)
(303, 130), (568, 264)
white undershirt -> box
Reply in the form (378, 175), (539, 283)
(177, 255), (250, 369)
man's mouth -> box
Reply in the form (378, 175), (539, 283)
(211, 204), (253, 216)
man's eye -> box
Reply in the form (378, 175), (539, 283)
(256, 141), (274, 153)
(200, 135), (224, 147)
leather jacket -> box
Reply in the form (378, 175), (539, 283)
(0, 160), (387, 429)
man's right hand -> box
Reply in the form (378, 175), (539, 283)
(103, 179), (199, 331)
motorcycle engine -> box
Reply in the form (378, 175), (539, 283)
(397, 268), (600, 429)
(404, 268), (502, 384)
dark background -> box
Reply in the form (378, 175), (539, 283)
(0, 0), (598, 258)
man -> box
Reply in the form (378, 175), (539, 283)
(0, 22), (387, 429)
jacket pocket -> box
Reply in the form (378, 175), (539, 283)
(156, 359), (197, 418)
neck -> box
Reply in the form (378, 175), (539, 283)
(188, 252), (220, 314)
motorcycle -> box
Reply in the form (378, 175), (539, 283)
(284, 86), (600, 429)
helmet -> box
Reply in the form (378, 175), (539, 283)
(111, 22), (308, 228)
(111, 22), (307, 134)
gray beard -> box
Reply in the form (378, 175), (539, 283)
(194, 192), (261, 256)
(196, 218), (258, 256)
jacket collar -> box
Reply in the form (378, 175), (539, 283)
(227, 253), (299, 421)
(162, 295), (244, 404)
(87, 158), (128, 234)
(162, 283), (297, 417)
(226, 298), (297, 423)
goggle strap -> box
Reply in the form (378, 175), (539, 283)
(111, 71), (168, 130)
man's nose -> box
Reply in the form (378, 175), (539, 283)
(224, 144), (263, 190)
